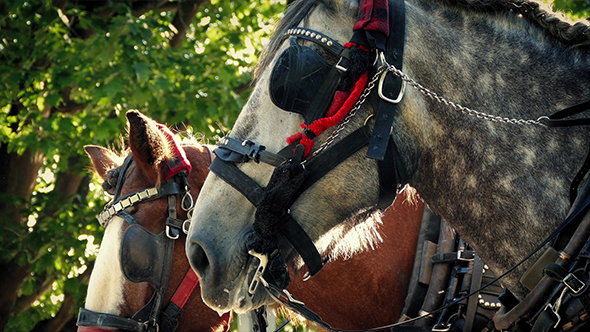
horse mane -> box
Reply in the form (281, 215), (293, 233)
(255, 0), (589, 81)
(433, 0), (590, 48)
(301, 207), (384, 267)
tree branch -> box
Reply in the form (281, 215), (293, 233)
(12, 276), (55, 315)
(30, 262), (94, 332)
(169, 0), (207, 49)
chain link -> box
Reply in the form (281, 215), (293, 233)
(307, 57), (546, 160)
(381, 62), (546, 126)
(308, 68), (385, 159)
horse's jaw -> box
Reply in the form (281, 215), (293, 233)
(187, 174), (278, 313)
(197, 261), (270, 315)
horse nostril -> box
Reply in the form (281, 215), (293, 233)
(188, 239), (210, 279)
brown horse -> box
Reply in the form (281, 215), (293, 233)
(80, 110), (424, 331)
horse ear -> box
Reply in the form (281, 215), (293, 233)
(84, 145), (122, 179)
(126, 110), (171, 181)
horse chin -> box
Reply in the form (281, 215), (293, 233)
(200, 259), (276, 314)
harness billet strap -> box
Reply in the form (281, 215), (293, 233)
(538, 99), (590, 204)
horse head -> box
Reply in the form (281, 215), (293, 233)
(80, 110), (228, 332)
(187, 0), (590, 314)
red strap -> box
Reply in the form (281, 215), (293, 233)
(171, 269), (232, 331)
(220, 311), (232, 332)
(354, 0), (389, 35)
(286, 72), (369, 157)
(170, 268), (200, 308)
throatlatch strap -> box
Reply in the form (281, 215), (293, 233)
(278, 214), (324, 276)
(539, 100), (590, 128)
(209, 158), (265, 206)
(295, 126), (371, 200)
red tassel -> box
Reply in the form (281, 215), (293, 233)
(286, 72), (368, 157)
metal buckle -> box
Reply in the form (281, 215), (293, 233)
(377, 52), (405, 103)
(544, 303), (562, 329)
(248, 250), (269, 295)
(166, 225), (179, 240)
(431, 323), (451, 332)
(335, 57), (348, 72)
(182, 219), (191, 235)
(563, 273), (585, 294)
(457, 249), (474, 261)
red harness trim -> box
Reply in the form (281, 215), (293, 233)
(171, 268), (200, 308)
(287, 72), (369, 157)
(155, 123), (192, 180)
(354, 0), (389, 35)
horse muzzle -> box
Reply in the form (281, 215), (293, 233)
(186, 229), (277, 313)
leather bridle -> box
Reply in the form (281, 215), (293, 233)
(77, 154), (228, 332)
(210, 0), (407, 297)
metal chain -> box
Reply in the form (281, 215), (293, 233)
(382, 62), (546, 126)
(307, 56), (547, 160)
(308, 67), (385, 159)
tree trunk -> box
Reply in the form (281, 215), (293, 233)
(169, 0), (206, 48)
(0, 258), (31, 332)
(11, 276), (55, 315)
(0, 142), (45, 332)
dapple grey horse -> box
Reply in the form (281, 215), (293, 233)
(186, 0), (590, 317)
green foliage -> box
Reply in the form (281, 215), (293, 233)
(3, 0), (585, 330)
(552, 0), (590, 19)
(0, 0), (285, 330)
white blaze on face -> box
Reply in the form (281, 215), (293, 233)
(84, 217), (126, 314)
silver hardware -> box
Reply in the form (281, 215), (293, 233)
(544, 287), (568, 329)
(377, 53), (405, 103)
(378, 58), (545, 126)
(545, 303), (561, 329)
(282, 289), (305, 305)
(181, 192), (194, 211)
(182, 219), (191, 234)
(457, 249), (473, 261)
(166, 225), (179, 240)
(248, 250), (269, 295)
(432, 324), (451, 332)
(335, 57), (348, 72)
(563, 273), (585, 294)
(130, 194), (140, 204)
